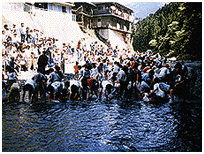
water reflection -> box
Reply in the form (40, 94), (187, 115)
(2, 97), (201, 152)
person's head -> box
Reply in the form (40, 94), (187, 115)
(71, 84), (79, 94)
(110, 75), (117, 82)
(4, 24), (8, 29)
(99, 63), (103, 67)
(43, 51), (46, 55)
(85, 66), (89, 71)
(49, 68), (54, 73)
(64, 80), (70, 88)
(21, 23), (24, 27)
(55, 66), (60, 72)
(92, 63), (96, 68)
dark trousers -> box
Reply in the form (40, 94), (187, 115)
(21, 34), (25, 43)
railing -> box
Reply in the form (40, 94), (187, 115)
(93, 7), (134, 22)
(92, 24), (131, 34)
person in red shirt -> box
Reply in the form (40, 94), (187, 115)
(74, 61), (79, 79)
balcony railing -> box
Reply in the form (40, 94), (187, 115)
(92, 24), (131, 34)
(93, 7), (133, 22)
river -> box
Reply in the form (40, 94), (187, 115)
(2, 63), (202, 152)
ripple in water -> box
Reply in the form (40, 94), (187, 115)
(2, 97), (202, 152)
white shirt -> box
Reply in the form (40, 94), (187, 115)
(153, 83), (165, 98)
(118, 70), (126, 82)
(140, 81), (150, 91)
(69, 80), (81, 91)
(21, 51), (28, 60)
(90, 68), (98, 79)
(159, 82), (170, 92)
(102, 80), (113, 93)
(25, 78), (35, 89)
(19, 26), (26, 35)
(142, 73), (149, 81)
(159, 67), (170, 78)
(53, 52), (61, 63)
(12, 35), (21, 43)
(113, 65), (120, 73)
(31, 47), (38, 57)
(7, 72), (17, 80)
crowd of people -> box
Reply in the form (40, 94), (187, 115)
(2, 23), (197, 104)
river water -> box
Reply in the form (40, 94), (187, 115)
(2, 64), (202, 152)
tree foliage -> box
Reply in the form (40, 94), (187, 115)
(132, 2), (202, 60)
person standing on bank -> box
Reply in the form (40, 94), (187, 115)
(37, 51), (48, 74)
(19, 23), (26, 43)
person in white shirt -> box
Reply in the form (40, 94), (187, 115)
(12, 49), (18, 60)
(22, 76), (35, 102)
(30, 29), (35, 44)
(113, 61), (120, 73)
(158, 63), (170, 82)
(70, 52), (77, 64)
(101, 79), (113, 100)
(5, 27), (11, 39)
(33, 29), (39, 44)
(118, 65), (128, 99)
(32, 44), (39, 57)
(148, 77), (165, 103)
(19, 23), (26, 43)
(12, 33), (21, 47)
(69, 79), (81, 101)
(2, 30), (7, 43)
(19, 49), (28, 71)
(6, 66), (18, 91)
(52, 49), (60, 64)
(10, 24), (18, 34)
(90, 63), (98, 79)
(21, 48), (29, 60)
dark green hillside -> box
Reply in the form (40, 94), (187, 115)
(132, 2), (202, 61)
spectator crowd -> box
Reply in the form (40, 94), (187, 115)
(2, 23), (197, 104)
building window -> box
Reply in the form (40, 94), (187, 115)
(62, 6), (66, 13)
(66, 6), (70, 14)
(54, 4), (62, 12)
(98, 5), (103, 10)
(72, 14), (76, 21)
(34, 3), (48, 10)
